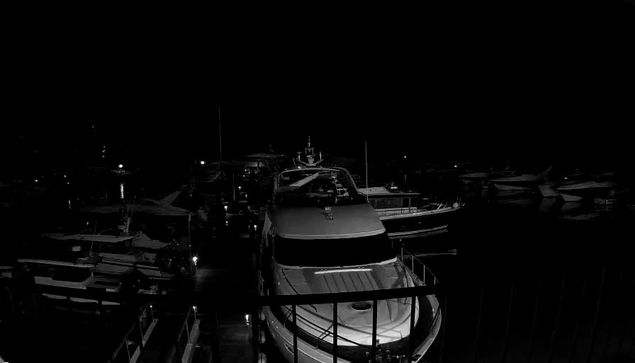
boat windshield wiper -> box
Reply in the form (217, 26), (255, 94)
(277, 172), (322, 194)
(290, 172), (321, 187)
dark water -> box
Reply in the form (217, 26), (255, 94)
(1, 168), (634, 362)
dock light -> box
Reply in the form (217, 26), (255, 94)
(63, 174), (67, 178)
(193, 305), (197, 313)
(245, 314), (250, 325)
(238, 185), (241, 190)
(223, 205), (228, 212)
(200, 160), (205, 165)
(192, 256), (198, 265)
(34, 179), (38, 183)
(454, 164), (458, 168)
(253, 224), (257, 230)
(225, 220), (229, 226)
(118, 164), (123, 169)
(404, 155), (407, 159)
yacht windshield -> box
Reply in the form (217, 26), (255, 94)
(274, 232), (396, 267)
(275, 169), (366, 207)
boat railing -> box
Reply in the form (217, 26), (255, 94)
(109, 303), (158, 363)
(378, 206), (421, 217)
(378, 198), (463, 218)
(171, 304), (201, 363)
(398, 246), (440, 288)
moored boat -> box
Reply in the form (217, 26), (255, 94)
(0, 256), (123, 307)
(41, 221), (180, 283)
(489, 166), (552, 192)
(557, 180), (615, 203)
(258, 138), (442, 362)
(358, 186), (463, 239)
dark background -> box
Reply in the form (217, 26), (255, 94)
(3, 2), (634, 175)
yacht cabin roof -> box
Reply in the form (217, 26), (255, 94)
(272, 203), (385, 240)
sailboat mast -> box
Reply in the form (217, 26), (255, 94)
(365, 140), (369, 188)
(218, 107), (222, 161)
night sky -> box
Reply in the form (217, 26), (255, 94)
(3, 3), (634, 175)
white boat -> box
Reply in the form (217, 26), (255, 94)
(358, 186), (463, 239)
(258, 139), (441, 362)
(42, 223), (177, 282)
(0, 257), (122, 306)
(489, 166), (552, 192)
(459, 169), (518, 184)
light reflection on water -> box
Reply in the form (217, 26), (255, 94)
(119, 182), (124, 200)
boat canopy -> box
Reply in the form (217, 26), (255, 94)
(358, 187), (421, 198)
(17, 258), (95, 268)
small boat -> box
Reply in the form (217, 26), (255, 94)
(489, 166), (552, 192)
(458, 171), (490, 184)
(557, 181), (615, 203)
(459, 168), (518, 184)
(458, 159), (517, 184)
(358, 186), (464, 239)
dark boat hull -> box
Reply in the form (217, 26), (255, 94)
(380, 209), (460, 239)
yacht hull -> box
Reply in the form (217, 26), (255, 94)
(262, 296), (442, 363)
(492, 183), (533, 192)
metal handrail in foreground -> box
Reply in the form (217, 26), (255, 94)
(253, 246), (445, 363)
(109, 303), (157, 363)
(4, 261), (629, 363)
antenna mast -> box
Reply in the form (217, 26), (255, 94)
(218, 108), (222, 161)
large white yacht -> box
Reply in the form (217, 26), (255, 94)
(1, 256), (122, 306)
(258, 139), (442, 362)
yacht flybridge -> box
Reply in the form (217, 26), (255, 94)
(257, 138), (442, 362)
